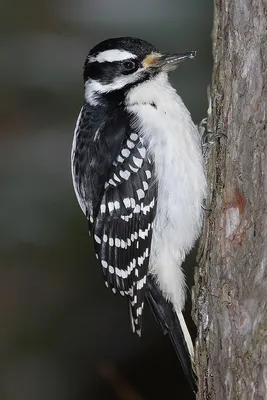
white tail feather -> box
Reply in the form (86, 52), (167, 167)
(177, 311), (194, 359)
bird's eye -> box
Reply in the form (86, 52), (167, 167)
(122, 60), (136, 71)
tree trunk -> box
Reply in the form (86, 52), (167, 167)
(193, 0), (267, 399)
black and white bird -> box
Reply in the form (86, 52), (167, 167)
(71, 37), (206, 391)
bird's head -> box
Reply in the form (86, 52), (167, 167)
(83, 37), (196, 105)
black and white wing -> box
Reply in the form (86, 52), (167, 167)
(72, 104), (157, 335)
(93, 133), (157, 335)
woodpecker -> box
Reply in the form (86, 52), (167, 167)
(71, 37), (206, 391)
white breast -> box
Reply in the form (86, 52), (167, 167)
(126, 73), (207, 311)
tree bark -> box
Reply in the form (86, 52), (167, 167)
(193, 0), (267, 399)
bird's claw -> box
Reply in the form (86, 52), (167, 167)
(199, 118), (226, 157)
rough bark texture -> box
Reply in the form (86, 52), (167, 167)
(193, 0), (267, 399)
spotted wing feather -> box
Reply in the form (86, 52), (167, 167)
(72, 103), (157, 334)
(92, 136), (157, 334)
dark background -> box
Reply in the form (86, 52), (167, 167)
(0, 1), (212, 399)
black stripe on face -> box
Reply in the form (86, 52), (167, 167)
(83, 60), (139, 83)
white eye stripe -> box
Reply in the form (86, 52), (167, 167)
(89, 49), (137, 63)
(86, 76), (140, 95)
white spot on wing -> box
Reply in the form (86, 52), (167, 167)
(121, 270), (127, 279)
(138, 147), (146, 158)
(122, 149), (130, 158)
(123, 198), (131, 208)
(129, 164), (139, 173)
(127, 140), (135, 149)
(137, 275), (147, 290)
(134, 204), (141, 213)
(113, 174), (121, 182)
(137, 189), (145, 200)
(130, 133), (138, 141)
(94, 234), (101, 244)
(145, 170), (152, 179)
(103, 234), (108, 242)
(117, 155), (124, 163)
(133, 156), (143, 168)
(143, 181), (148, 190)
(138, 255), (144, 266)
(114, 201), (120, 210)
(108, 202), (114, 212)
(136, 304), (144, 316)
(120, 170), (131, 180)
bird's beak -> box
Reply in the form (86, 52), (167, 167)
(143, 51), (196, 72)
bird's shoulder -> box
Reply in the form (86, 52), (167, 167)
(72, 102), (133, 215)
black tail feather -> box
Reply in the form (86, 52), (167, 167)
(145, 276), (197, 393)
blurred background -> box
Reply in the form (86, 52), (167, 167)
(0, 1), (212, 399)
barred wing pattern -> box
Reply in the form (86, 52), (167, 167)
(91, 133), (157, 335)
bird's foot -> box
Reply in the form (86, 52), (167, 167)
(199, 117), (226, 157)
(201, 202), (212, 215)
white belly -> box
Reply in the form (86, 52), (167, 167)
(126, 73), (207, 311)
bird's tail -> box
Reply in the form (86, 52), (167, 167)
(145, 276), (197, 393)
